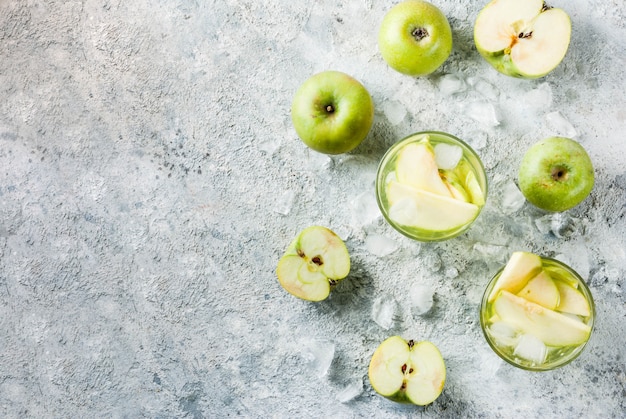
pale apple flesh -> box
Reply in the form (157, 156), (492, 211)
(474, 0), (571, 78)
(487, 251), (543, 302)
(276, 226), (350, 301)
(516, 270), (560, 310)
(368, 336), (446, 405)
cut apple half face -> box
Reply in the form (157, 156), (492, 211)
(276, 226), (350, 302)
(368, 336), (446, 406)
(493, 291), (591, 347)
(387, 181), (480, 232)
(474, 0), (571, 78)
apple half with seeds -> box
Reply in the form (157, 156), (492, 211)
(276, 226), (350, 302)
(368, 336), (446, 405)
(474, 0), (571, 78)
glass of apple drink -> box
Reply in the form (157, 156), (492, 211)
(480, 252), (595, 371)
(376, 131), (487, 241)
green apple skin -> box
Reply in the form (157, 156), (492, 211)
(518, 137), (594, 212)
(473, 0), (571, 79)
(378, 0), (453, 76)
(291, 71), (374, 155)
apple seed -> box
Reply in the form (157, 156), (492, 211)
(312, 256), (323, 266)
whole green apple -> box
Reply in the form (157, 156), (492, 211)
(474, 0), (571, 78)
(378, 0), (453, 76)
(518, 137), (594, 212)
(291, 71), (374, 155)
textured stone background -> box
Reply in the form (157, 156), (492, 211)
(0, 0), (624, 417)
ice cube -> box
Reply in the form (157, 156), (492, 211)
(501, 181), (526, 214)
(273, 190), (296, 215)
(473, 242), (507, 261)
(523, 82), (553, 110)
(434, 143), (463, 170)
(546, 111), (577, 137)
(465, 101), (501, 127)
(409, 284), (434, 316)
(365, 234), (398, 257)
(513, 334), (547, 364)
(466, 130), (488, 150)
(489, 321), (519, 347)
(422, 252), (442, 272)
(336, 378), (363, 403)
(301, 338), (336, 378)
(444, 266), (459, 279)
(350, 191), (380, 227)
(438, 73), (466, 96)
(550, 212), (582, 239)
(470, 77), (499, 101)
(382, 100), (407, 126)
(303, 148), (333, 171)
(371, 296), (398, 330)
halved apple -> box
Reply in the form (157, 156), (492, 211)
(386, 181), (480, 232)
(487, 251), (543, 302)
(554, 279), (591, 317)
(368, 336), (446, 405)
(276, 226), (350, 302)
(516, 270), (560, 310)
(395, 136), (453, 198)
(493, 291), (591, 347)
(474, 0), (571, 78)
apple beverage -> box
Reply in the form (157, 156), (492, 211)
(480, 252), (594, 371)
(376, 131), (487, 241)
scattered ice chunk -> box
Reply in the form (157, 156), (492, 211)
(273, 190), (296, 215)
(365, 234), (398, 257)
(534, 214), (552, 235)
(409, 284), (434, 316)
(438, 73), (466, 96)
(382, 100), (407, 126)
(434, 143), (463, 170)
(546, 111), (577, 137)
(480, 350), (503, 377)
(336, 378), (363, 403)
(303, 148), (333, 171)
(350, 191), (380, 226)
(301, 338), (336, 378)
(534, 213), (582, 238)
(444, 266), (459, 279)
(465, 101), (501, 127)
(489, 321), (519, 347)
(513, 334), (547, 365)
(473, 242), (507, 260)
(371, 296), (398, 330)
(501, 181), (526, 214)
(471, 78), (499, 101)
(523, 82), (553, 110)
(465, 130), (488, 150)
(258, 138), (281, 155)
(422, 252), (442, 272)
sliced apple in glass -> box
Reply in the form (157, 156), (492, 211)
(474, 0), (571, 78)
(276, 226), (350, 302)
(493, 291), (591, 347)
(487, 251), (543, 302)
(516, 270), (560, 310)
(368, 336), (446, 406)
(386, 181), (480, 232)
(554, 279), (591, 317)
(395, 136), (453, 198)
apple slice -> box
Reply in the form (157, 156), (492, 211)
(487, 251), (543, 302)
(440, 169), (471, 202)
(386, 181), (479, 232)
(276, 226), (350, 302)
(516, 270), (560, 310)
(395, 137), (453, 198)
(493, 291), (591, 347)
(554, 280), (591, 317)
(368, 336), (446, 405)
(455, 160), (485, 205)
(474, 0), (571, 78)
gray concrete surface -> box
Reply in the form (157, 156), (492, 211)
(1, 0), (624, 417)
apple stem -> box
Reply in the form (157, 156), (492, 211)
(407, 339), (415, 348)
(325, 104), (334, 113)
(411, 27), (428, 42)
(541, 2), (553, 12)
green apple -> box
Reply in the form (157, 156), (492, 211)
(493, 290), (591, 347)
(488, 251), (543, 302)
(378, 0), (453, 76)
(474, 0), (571, 78)
(518, 137), (594, 212)
(368, 336), (446, 405)
(276, 226), (350, 301)
(291, 71), (374, 155)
